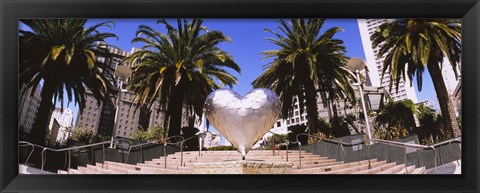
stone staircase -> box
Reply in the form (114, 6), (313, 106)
(57, 150), (425, 174)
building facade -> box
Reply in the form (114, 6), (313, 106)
(357, 19), (419, 103)
(18, 84), (42, 134)
(48, 108), (74, 142)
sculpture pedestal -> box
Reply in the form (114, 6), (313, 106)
(192, 160), (293, 174)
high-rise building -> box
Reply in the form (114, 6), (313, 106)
(18, 84), (42, 133)
(440, 59), (461, 94)
(357, 19), (419, 103)
(75, 92), (102, 132)
(48, 108), (74, 142)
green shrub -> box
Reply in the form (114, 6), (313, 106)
(69, 128), (108, 144)
(207, 145), (237, 151)
(132, 125), (167, 142)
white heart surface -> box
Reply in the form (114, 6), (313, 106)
(204, 88), (281, 159)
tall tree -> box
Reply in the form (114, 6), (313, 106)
(124, 19), (240, 138)
(20, 19), (118, 145)
(252, 19), (356, 135)
(371, 19), (461, 137)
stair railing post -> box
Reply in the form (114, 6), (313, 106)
(102, 144), (105, 169)
(298, 142), (302, 169)
(180, 141), (184, 168)
(432, 147), (437, 174)
(24, 143), (34, 165)
(41, 148), (47, 171)
(404, 146), (408, 174)
(141, 146), (144, 163)
(68, 150), (71, 173)
(272, 144), (275, 156)
(338, 139), (344, 162)
(91, 147), (94, 165)
(367, 141), (371, 169)
(164, 142), (167, 169)
(198, 135), (201, 156)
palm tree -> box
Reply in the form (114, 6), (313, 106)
(252, 19), (356, 135)
(371, 19), (461, 137)
(124, 19), (241, 138)
(20, 19), (118, 145)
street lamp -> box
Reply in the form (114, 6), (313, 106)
(347, 58), (373, 145)
(109, 65), (132, 148)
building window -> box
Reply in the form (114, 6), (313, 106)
(276, 121), (281, 127)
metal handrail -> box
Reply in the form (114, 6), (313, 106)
(124, 131), (211, 169)
(19, 141), (35, 165)
(19, 138), (133, 172)
(366, 137), (462, 174)
(266, 131), (299, 162)
(294, 133), (462, 174)
(296, 133), (347, 167)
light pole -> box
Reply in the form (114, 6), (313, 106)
(347, 58), (373, 145)
(109, 65), (132, 148)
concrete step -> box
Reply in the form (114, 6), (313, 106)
(291, 159), (376, 174)
(174, 151), (315, 157)
(377, 164), (406, 174)
(352, 162), (397, 174)
(68, 169), (83, 174)
(103, 161), (191, 174)
(77, 166), (98, 174)
(395, 165), (416, 174)
(167, 154), (321, 160)
(86, 164), (118, 174)
(322, 160), (386, 174)
(57, 169), (81, 174)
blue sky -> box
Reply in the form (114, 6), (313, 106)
(22, 19), (438, 128)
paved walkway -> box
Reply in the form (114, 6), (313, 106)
(19, 164), (55, 174)
(425, 160), (461, 174)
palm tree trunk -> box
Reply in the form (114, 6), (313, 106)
(27, 81), (55, 146)
(167, 87), (184, 138)
(304, 81), (321, 135)
(427, 62), (460, 137)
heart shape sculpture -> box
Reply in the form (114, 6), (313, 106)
(204, 88), (281, 159)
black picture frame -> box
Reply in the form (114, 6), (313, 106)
(1, 0), (479, 192)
